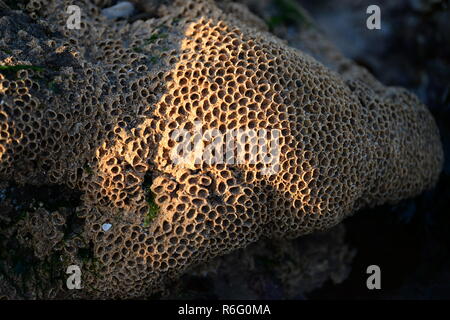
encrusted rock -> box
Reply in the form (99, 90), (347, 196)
(0, 0), (443, 298)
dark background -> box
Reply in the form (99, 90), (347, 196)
(298, 0), (450, 299)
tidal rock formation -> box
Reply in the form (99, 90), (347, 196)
(0, 0), (443, 298)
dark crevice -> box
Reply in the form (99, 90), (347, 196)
(3, 182), (82, 213)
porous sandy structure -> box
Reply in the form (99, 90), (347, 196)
(0, 0), (443, 298)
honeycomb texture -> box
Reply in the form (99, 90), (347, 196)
(0, 0), (443, 298)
